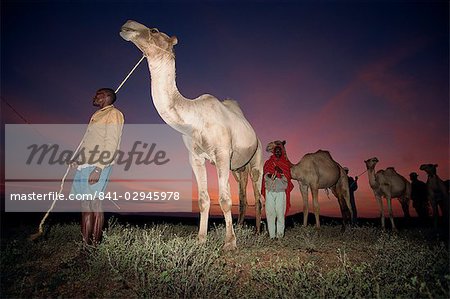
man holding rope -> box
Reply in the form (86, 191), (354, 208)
(69, 88), (124, 245)
(344, 167), (359, 225)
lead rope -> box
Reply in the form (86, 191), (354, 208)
(30, 55), (146, 241)
(349, 169), (368, 188)
(115, 55), (146, 93)
(30, 140), (84, 240)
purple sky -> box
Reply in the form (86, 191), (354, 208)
(2, 1), (449, 217)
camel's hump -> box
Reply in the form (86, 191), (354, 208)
(384, 167), (398, 175)
(222, 99), (244, 117)
(315, 149), (331, 155)
(303, 149), (332, 159)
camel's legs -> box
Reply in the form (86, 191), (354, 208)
(375, 195), (385, 229)
(216, 159), (237, 251)
(439, 199), (449, 229)
(250, 143), (263, 234)
(333, 187), (350, 229)
(311, 186), (320, 228)
(299, 182), (309, 226)
(190, 154), (210, 244)
(431, 199), (439, 229)
(250, 165), (263, 234)
(386, 196), (396, 230)
(400, 197), (410, 218)
(343, 189), (353, 224)
(236, 167), (249, 226)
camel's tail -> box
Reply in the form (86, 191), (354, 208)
(334, 168), (352, 220)
(403, 178), (412, 204)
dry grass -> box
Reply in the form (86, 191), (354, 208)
(1, 218), (449, 298)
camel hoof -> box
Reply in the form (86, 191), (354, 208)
(223, 240), (237, 251)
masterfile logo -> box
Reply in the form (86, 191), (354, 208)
(5, 124), (193, 212)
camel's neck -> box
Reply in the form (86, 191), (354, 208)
(427, 173), (443, 185)
(146, 56), (190, 133)
(367, 167), (378, 188)
(427, 172), (438, 180)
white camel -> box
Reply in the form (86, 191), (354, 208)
(419, 164), (449, 229)
(267, 141), (352, 228)
(120, 20), (263, 250)
(364, 157), (411, 230)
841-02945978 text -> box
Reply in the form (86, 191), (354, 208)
(97, 191), (180, 201)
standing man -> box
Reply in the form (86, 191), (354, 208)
(344, 167), (358, 225)
(70, 88), (124, 245)
(409, 172), (429, 222)
(261, 145), (293, 239)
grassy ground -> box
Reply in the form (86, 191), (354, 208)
(1, 216), (449, 298)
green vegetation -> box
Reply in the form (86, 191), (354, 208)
(1, 219), (449, 298)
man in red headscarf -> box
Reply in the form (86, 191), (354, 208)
(261, 145), (294, 238)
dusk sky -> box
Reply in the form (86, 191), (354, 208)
(2, 1), (449, 218)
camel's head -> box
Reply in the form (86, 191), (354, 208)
(266, 140), (286, 153)
(364, 157), (379, 169)
(419, 164), (438, 176)
(120, 20), (178, 59)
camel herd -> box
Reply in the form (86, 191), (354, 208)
(120, 20), (449, 250)
(419, 164), (450, 228)
(363, 160), (449, 231)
